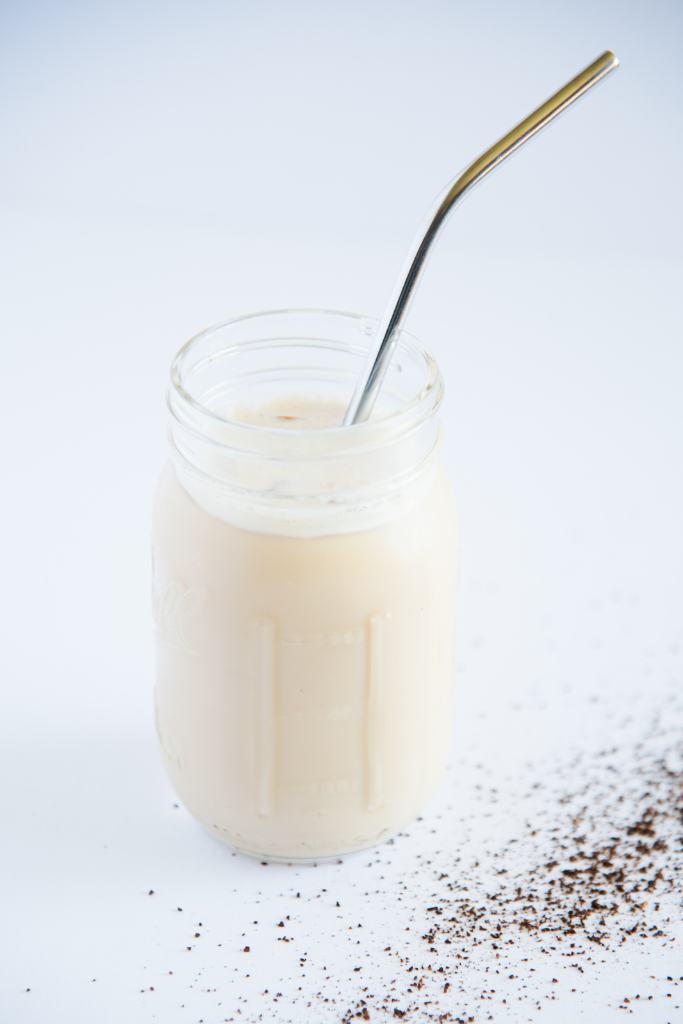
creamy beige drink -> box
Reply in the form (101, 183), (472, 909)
(153, 311), (457, 859)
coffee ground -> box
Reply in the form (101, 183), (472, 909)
(341, 709), (682, 1021)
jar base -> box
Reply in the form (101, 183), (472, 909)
(202, 818), (411, 864)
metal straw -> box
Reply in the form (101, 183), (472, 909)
(343, 50), (620, 426)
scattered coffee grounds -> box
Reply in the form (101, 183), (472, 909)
(340, 711), (682, 1021)
(135, 689), (681, 1022)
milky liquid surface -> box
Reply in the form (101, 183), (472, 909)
(231, 396), (347, 430)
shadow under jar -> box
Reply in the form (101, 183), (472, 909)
(152, 309), (457, 860)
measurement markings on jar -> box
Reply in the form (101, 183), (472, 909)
(282, 628), (364, 648)
(282, 778), (356, 798)
(365, 613), (385, 812)
(280, 704), (358, 723)
(253, 617), (276, 818)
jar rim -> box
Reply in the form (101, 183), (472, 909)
(170, 308), (443, 448)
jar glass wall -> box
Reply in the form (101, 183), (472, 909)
(152, 310), (457, 860)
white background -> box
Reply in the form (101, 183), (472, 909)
(1, 2), (682, 1022)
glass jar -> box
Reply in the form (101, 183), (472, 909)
(152, 309), (456, 860)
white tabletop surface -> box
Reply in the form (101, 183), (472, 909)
(2, 3), (682, 1022)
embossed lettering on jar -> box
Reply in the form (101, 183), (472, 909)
(152, 310), (457, 859)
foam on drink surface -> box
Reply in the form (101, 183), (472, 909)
(230, 397), (346, 431)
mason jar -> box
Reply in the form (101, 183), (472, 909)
(152, 309), (457, 860)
